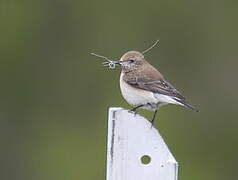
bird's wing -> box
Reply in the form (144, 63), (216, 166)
(123, 65), (186, 100)
(123, 63), (199, 111)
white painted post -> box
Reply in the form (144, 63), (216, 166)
(106, 107), (178, 180)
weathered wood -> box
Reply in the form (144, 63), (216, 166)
(106, 107), (178, 180)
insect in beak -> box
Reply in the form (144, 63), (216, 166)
(102, 60), (122, 69)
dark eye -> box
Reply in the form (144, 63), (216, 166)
(129, 59), (135, 63)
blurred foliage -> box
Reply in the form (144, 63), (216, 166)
(0, 0), (238, 180)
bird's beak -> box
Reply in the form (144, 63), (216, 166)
(110, 60), (123, 65)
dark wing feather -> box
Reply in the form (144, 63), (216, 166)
(123, 62), (198, 111)
(125, 76), (186, 100)
(123, 61), (185, 99)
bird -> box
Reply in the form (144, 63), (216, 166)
(91, 41), (198, 125)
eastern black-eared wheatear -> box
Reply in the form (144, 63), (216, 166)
(91, 40), (198, 125)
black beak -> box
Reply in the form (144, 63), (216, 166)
(110, 60), (122, 65)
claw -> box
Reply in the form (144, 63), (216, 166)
(128, 110), (138, 117)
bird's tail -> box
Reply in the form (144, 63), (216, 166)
(183, 102), (199, 112)
(173, 98), (199, 112)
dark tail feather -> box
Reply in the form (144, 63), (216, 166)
(173, 98), (199, 112)
(183, 102), (199, 112)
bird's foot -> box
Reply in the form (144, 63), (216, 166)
(128, 110), (138, 117)
(128, 105), (144, 117)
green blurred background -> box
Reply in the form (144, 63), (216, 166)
(1, 0), (238, 179)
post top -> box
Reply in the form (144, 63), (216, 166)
(107, 107), (178, 180)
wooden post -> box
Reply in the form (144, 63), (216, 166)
(106, 107), (178, 180)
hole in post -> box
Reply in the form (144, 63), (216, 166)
(141, 155), (151, 164)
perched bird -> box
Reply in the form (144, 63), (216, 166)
(91, 41), (198, 125)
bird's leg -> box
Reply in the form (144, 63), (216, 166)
(150, 110), (158, 127)
(129, 104), (144, 115)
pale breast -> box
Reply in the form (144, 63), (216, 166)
(119, 73), (158, 108)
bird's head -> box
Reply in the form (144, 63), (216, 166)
(91, 40), (159, 71)
(112, 51), (145, 72)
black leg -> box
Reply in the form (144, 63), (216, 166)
(130, 104), (144, 112)
(150, 110), (158, 126)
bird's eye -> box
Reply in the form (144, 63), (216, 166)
(129, 60), (135, 63)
